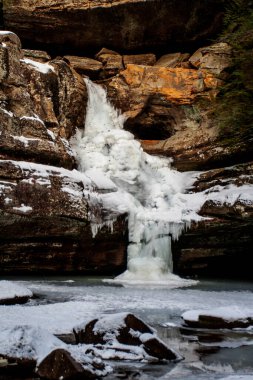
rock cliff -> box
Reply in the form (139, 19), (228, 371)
(0, 32), (127, 274)
(173, 162), (253, 278)
(1, 0), (253, 277)
(3, 0), (225, 55)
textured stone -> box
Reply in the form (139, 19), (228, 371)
(189, 42), (232, 76)
(96, 50), (123, 78)
(23, 48), (51, 62)
(74, 313), (153, 345)
(155, 53), (190, 68)
(0, 34), (86, 168)
(0, 31), (23, 85)
(183, 313), (253, 329)
(106, 63), (218, 142)
(0, 160), (128, 274)
(3, 0), (225, 55)
(37, 349), (89, 380)
(173, 162), (253, 277)
(123, 53), (156, 67)
(64, 55), (102, 78)
(73, 313), (180, 361)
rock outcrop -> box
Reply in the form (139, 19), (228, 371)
(0, 160), (127, 274)
(1, 26), (252, 277)
(0, 31), (128, 274)
(0, 31), (86, 169)
(103, 42), (244, 171)
(173, 162), (253, 278)
(3, 0), (225, 55)
(37, 349), (96, 380)
(182, 307), (253, 329)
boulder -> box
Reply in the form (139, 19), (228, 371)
(3, 1), (225, 55)
(141, 335), (179, 361)
(74, 313), (153, 346)
(96, 49), (123, 78)
(73, 313), (181, 362)
(37, 349), (92, 380)
(155, 53), (190, 68)
(182, 307), (253, 329)
(189, 42), (232, 76)
(64, 55), (102, 78)
(22, 49), (51, 62)
(123, 53), (156, 67)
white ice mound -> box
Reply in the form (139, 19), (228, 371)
(0, 325), (65, 363)
(0, 280), (33, 302)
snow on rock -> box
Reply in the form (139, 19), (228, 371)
(12, 204), (33, 213)
(74, 313), (182, 362)
(0, 281), (33, 305)
(21, 58), (55, 74)
(182, 306), (253, 329)
(0, 326), (112, 378)
(0, 325), (64, 363)
(11, 135), (44, 148)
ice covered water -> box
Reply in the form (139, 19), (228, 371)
(71, 79), (199, 287)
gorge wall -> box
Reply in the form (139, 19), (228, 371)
(1, 0), (253, 277)
(3, 0), (225, 55)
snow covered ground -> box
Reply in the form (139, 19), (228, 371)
(1, 278), (253, 379)
(0, 280), (33, 302)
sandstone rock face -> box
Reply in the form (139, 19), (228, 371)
(189, 42), (232, 76)
(64, 56), (102, 78)
(155, 53), (190, 68)
(0, 160), (128, 274)
(173, 162), (253, 277)
(106, 61), (220, 146)
(0, 31), (86, 169)
(3, 0), (225, 55)
(123, 53), (156, 67)
(103, 42), (249, 171)
(23, 49), (51, 62)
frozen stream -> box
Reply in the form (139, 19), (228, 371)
(1, 277), (253, 379)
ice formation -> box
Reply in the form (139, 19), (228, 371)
(71, 79), (201, 287)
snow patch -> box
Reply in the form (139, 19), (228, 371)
(20, 115), (45, 126)
(11, 134), (41, 147)
(182, 306), (253, 324)
(0, 281), (33, 301)
(21, 58), (55, 74)
(13, 204), (33, 213)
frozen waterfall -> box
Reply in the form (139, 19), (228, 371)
(71, 79), (198, 288)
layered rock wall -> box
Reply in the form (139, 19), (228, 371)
(0, 32), (127, 274)
(3, 0), (225, 55)
(1, 0), (253, 277)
